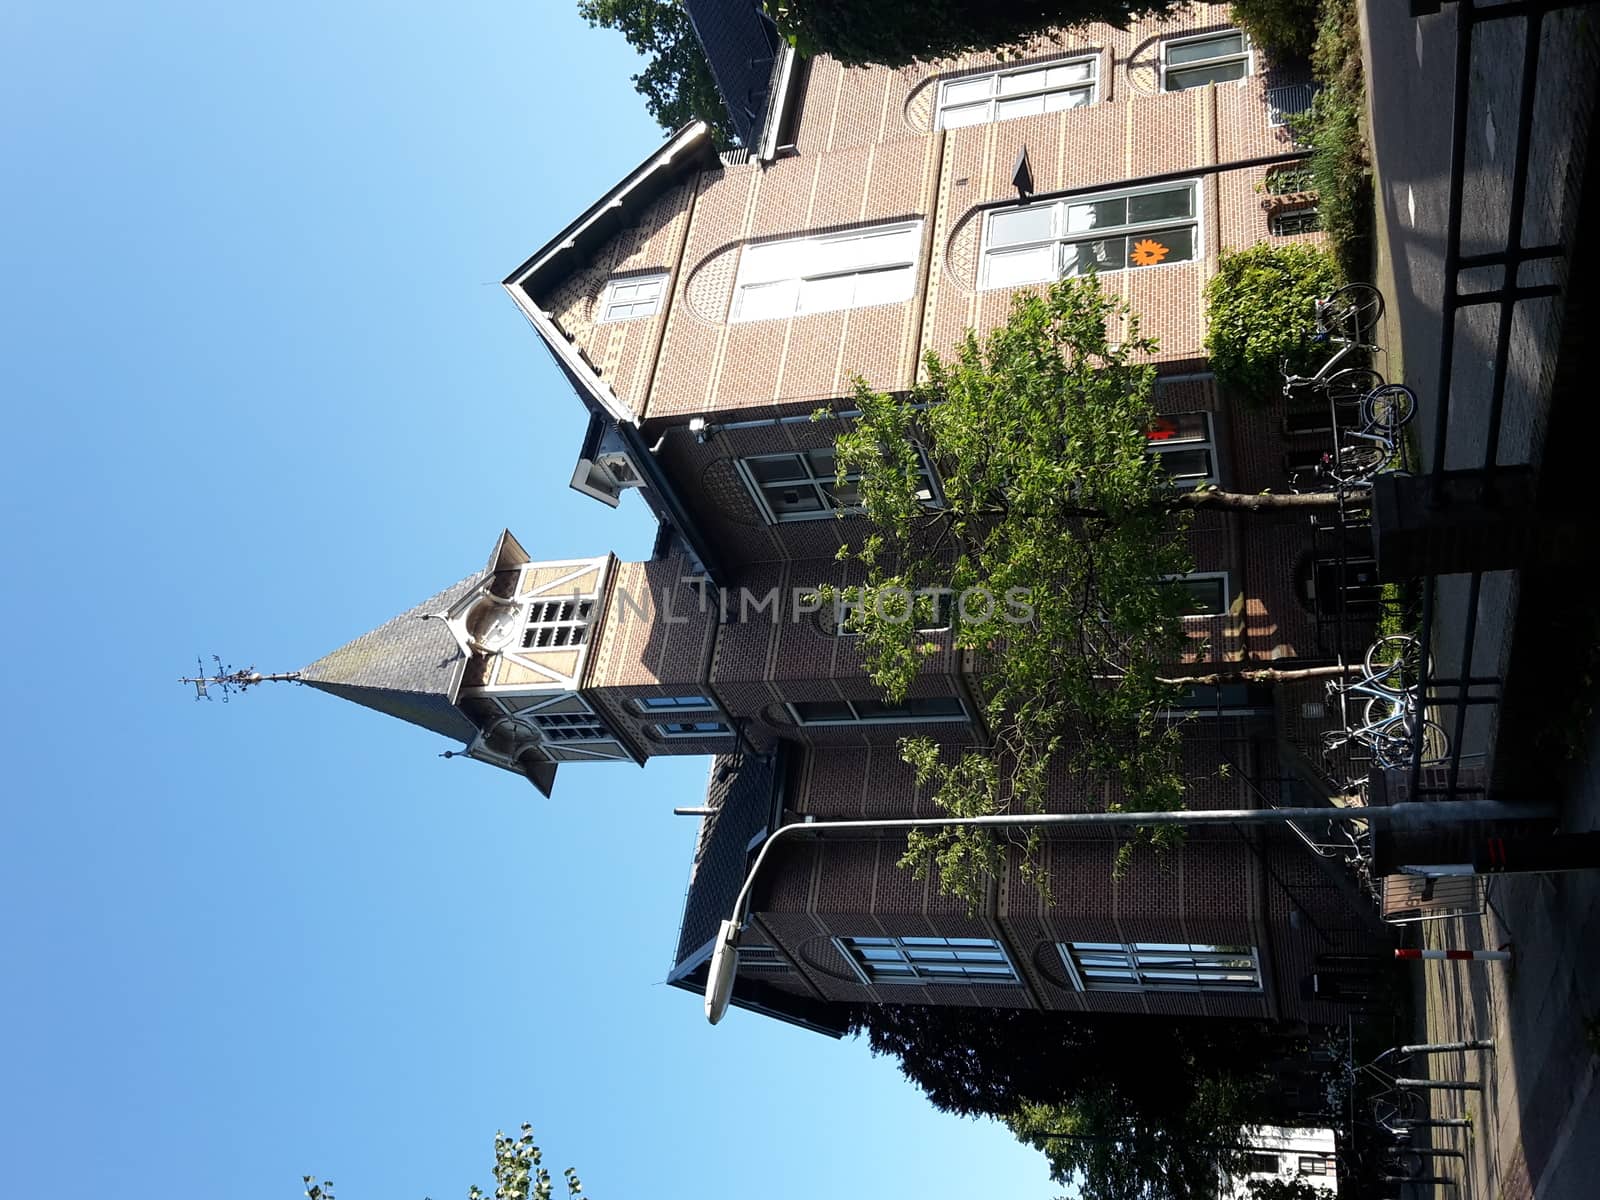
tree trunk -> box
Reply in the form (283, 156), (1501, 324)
(1156, 664), (1359, 686)
(1173, 489), (1348, 513)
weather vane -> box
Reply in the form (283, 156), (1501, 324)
(180, 655), (301, 702)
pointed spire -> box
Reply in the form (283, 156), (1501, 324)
(298, 574), (482, 742)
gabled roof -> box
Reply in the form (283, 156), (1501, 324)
(300, 574), (480, 743)
(682, 0), (784, 148)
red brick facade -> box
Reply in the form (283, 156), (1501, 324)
(492, 5), (1387, 1029)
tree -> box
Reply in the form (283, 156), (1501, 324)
(762, 1), (1193, 68)
(848, 1004), (1306, 1200)
(302, 1124), (587, 1200)
(578, 1), (737, 146)
(1204, 244), (1345, 405)
(829, 277), (1347, 904)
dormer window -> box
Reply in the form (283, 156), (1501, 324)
(598, 274), (667, 322)
(937, 56), (1098, 130)
(1161, 30), (1251, 91)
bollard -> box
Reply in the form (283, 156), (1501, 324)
(1399, 1118), (1473, 1129)
(1396, 948), (1511, 962)
(1397, 1078), (1482, 1091)
(1401, 1039), (1495, 1054)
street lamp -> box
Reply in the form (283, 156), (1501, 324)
(702, 798), (1547, 1024)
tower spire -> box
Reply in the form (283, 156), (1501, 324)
(179, 655), (301, 701)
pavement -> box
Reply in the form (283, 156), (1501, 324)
(1359, 2), (1600, 1197)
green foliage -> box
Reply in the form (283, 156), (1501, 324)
(303, 1124), (586, 1200)
(1010, 1077), (1265, 1200)
(830, 277), (1195, 908)
(1245, 1177), (1328, 1200)
(1290, 0), (1371, 277)
(762, 0), (1181, 67)
(1203, 243), (1343, 404)
(1230, 0), (1320, 60)
(578, 0), (738, 146)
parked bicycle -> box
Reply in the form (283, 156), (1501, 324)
(1322, 632), (1449, 769)
(1314, 383), (1418, 488)
(1280, 283), (1387, 401)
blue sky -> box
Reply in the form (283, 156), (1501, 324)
(0, 2), (1057, 1196)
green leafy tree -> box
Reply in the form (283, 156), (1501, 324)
(1245, 1177), (1328, 1200)
(763, 1), (1196, 67)
(1230, 0), (1321, 60)
(578, 0), (737, 146)
(1203, 243), (1344, 404)
(847, 1004), (1311, 1200)
(302, 1124), (587, 1200)
(829, 277), (1347, 904)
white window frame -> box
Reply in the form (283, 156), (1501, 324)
(597, 273), (667, 323)
(527, 710), (613, 743)
(936, 55), (1098, 130)
(837, 935), (1021, 986)
(787, 696), (968, 726)
(818, 588), (953, 636)
(653, 719), (732, 739)
(521, 597), (597, 649)
(980, 180), (1203, 290)
(1058, 941), (1263, 993)
(1146, 411), (1219, 487)
(735, 446), (941, 524)
(633, 695), (717, 712)
(1165, 571), (1231, 618)
(1160, 29), (1253, 92)
(731, 222), (923, 323)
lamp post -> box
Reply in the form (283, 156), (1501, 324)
(702, 797), (1548, 1024)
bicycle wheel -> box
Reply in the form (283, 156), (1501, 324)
(1324, 368), (1385, 422)
(1364, 384), (1417, 433)
(1373, 718), (1451, 768)
(1364, 634), (1430, 692)
(1321, 283), (1385, 341)
(1327, 441), (1390, 484)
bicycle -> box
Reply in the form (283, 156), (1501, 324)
(1314, 383), (1419, 487)
(1280, 283), (1387, 400)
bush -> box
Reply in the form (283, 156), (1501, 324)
(1298, 0), (1372, 277)
(1231, 0), (1320, 59)
(1204, 243), (1343, 404)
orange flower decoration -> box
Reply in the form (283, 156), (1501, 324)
(1130, 238), (1171, 266)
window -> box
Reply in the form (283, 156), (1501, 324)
(529, 712), (610, 742)
(1147, 413), (1218, 486)
(1244, 1154), (1282, 1175)
(634, 695), (716, 712)
(1298, 1158), (1329, 1176)
(737, 446), (938, 523)
(654, 720), (731, 738)
(732, 223), (922, 321)
(598, 274), (667, 322)
(937, 56), (1098, 129)
(1165, 572), (1230, 617)
(820, 589), (953, 636)
(789, 697), (967, 725)
(1060, 942), (1262, 991)
(1162, 30), (1251, 91)
(841, 936), (1020, 985)
(1271, 206), (1322, 236)
(1166, 683), (1274, 716)
(522, 599), (596, 649)
(981, 182), (1199, 289)
(737, 944), (789, 972)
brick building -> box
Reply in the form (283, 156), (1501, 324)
(297, 2), (1388, 1036)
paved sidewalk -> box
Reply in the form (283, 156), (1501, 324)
(1360, 2), (1600, 1197)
